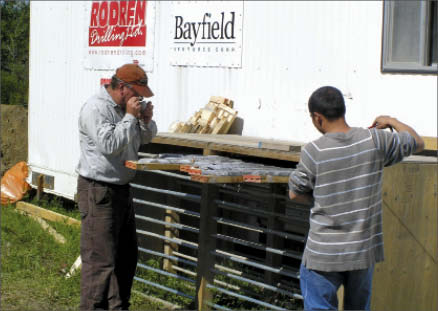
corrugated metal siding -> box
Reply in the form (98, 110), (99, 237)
(28, 1), (437, 199)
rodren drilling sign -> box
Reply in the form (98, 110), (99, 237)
(89, 0), (147, 47)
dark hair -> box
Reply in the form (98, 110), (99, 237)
(110, 75), (121, 89)
(308, 86), (346, 120)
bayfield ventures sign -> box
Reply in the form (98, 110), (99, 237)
(84, 1), (155, 71)
(170, 1), (243, 68)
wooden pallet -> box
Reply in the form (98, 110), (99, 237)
(171, 96), (238, 135)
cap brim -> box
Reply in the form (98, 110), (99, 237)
(133, 84), (154, 98)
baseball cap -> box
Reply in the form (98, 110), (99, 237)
(115, 64), (154, 98)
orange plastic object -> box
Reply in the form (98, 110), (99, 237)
(1, 161), (31, 205)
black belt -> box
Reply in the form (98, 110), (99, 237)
(79, 175), (130, 190)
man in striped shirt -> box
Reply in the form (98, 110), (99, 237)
(288, 86), (424, 311)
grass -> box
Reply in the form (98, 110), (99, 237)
(26, 192), (81, 221)
(0, 199), (163, 311)
(1, 203), (81, 310)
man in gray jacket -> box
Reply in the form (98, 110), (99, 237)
(288, 86), (424, 311)
(76, 64), (157, 310)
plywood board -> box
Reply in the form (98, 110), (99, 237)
(422, 136), (437, 151)
(371, 162), (437, 311)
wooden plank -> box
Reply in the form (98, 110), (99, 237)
(371, 162), (437, 311)
(153, 133), (305, 152)
(220, 114), (237, 134)
(211, 119), (227, 135)
(16, 201), (81, 227)
(125, 161), (181, 171)
(151, 133), (302, 162)
(195, 184), (218, 311)
(209, 96), (228, 106)
(140, 163), (181, 171)
(203, 149), (220, 156)
(243, 175), (262, 183)
(207, 143), (301, 162)
(243, 175), (289, 183)
(36, 174), (44, 201)
(163, 179), (180, 273)
(16, 209), (67, 244)
(197, 277), (211, 311)
(190, 175), (244, 184)
(422, 136), (437, 151)
(337, 285), (344, 311)
(258, 141), (301, 152)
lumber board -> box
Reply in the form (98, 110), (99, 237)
(16, 201), (81, 227)
(173, 97), (237, 134)
(16, 209), (67, 244)
(151, 133), (302, 162)
(371, 162), (437, 311)
(154, 133), (304, 152)
(207, 143), (301, 162)
(243, 175), (289, 183)
(125, 161), (181, 171)
(422, 136), (437, 151)
(190, 175), (244, 184)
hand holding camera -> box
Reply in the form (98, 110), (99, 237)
(126, 96), (154, 123)
(139, 98), (154, 124)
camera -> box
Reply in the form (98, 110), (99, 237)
(138, 97), (151, 112)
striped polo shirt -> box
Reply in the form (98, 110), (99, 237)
(288, 127), (417, 272)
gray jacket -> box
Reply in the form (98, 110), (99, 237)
(76, 85), (157, 185)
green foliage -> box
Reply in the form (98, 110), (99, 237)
(1, 0), (30, 106)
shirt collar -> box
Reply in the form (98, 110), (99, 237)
(100, 85), (118, 108)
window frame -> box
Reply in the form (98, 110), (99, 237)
(381, 1), (437, 74)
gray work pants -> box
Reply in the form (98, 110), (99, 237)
(77, 176), (138, 310)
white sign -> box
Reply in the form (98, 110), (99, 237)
(83, 0), (156, 72)
(169, 1), (243, 68)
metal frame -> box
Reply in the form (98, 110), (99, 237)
(381, 1), (438, 74)
(131, 170), (307, 310)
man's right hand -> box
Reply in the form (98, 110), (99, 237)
(370, 115), (425, 153)
(369, 115), (394, 130)
(126, 96), (142, 118)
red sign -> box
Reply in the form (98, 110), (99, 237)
(100, 78), (111, 85)
(89, 1), (147, 47)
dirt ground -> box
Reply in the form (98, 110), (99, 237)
(1, 104), (28, 176)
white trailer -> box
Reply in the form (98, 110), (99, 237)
(28, 1), (437, 200)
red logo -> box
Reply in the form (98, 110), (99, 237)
(89, 1), (147, 47)
(100, 78), (111, 85)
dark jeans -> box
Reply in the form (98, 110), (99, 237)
(300, 264), (374, 311)
(77, 176), (138, 310)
